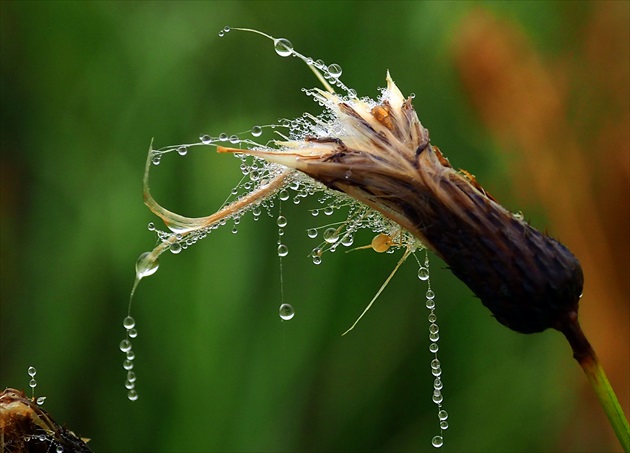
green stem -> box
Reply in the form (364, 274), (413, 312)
(560, 318), (630, 452)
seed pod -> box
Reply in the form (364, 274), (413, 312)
(227, 73), (584, 335)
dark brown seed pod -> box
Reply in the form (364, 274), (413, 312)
(0, 388), (92, 453)
(228, 73), (584, 336)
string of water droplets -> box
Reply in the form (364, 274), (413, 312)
(27, 366), (46, 405)
(417, 252), (448, 448)
(277, 206), (294, 321)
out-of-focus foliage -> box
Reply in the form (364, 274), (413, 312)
(1, 2), (627, 452)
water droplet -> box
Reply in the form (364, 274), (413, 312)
(277, 244), (289, 257)
(251, 125), (262, 137)
(307, 228), (318, 238)
(127, 389), (139, 401)
(151, 155), (161, 165)
(170, 242), (182, 254)
(311, 209), (319, 216)
(431, 367), (442, 377)
(418, 267), (429, 281)
(136, 252), (159, 278)
(274, 38), (293, 57)
(279, 189), (290, 201)
(126, 350), (135, 361)
(328, 63), (342, 78)
(177, 146), (188, 156)
(127, 371), (137, 383)
(147, 222), (155, 231)
(279, 303), (295, 320)
(119, 339), (132, 352)
(200, 134), (212, 144)
(218, 30), (224, 37)
(432, 391), (443, 404)
(278, 228), (284, 237)
(434, 378), (443, 391)
(229, 134), (239, 144)
(431, 358), (441, 369)
(428, 313), (437, 323)
(323, 228), (339, 244)
(219, 133), (228, 141)
(429, 332), (440, 342)
(426, 289), (435, 300)
(440, 420), (449, 430)
(277, 215), (287, 227)
(429, 343), (439, 353)
(312, 255), (322, 265)
(429, 323), (439, 335)
(123, 360), (134, 370)
(223, 26), (230, 33)
(438, 409), (448, 420)
(123, 316), (135, 330)
(431, 435), (443, 448)
(56, 446), (64, 453)
(128, 328), (138, 339)
(426, 299), (435, 309)
(324, 206), (334, 215)
(29, 379), (37, 388)
(28, 366), (36, 377)
(36, 396), (46, 405)
(232, 227), (238, 234)
(125, 380), (135, 390)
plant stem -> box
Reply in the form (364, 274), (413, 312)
(560, 317), (630, 452)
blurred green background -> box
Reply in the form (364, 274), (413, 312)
(1, 1), (627, 452)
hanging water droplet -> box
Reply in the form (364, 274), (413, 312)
(151, 155), (161, 165)
(426, 299), (435, 310)
(327, 63), (342, 78)
(219, 133), (228, 141)
(56, 446), (64, 453)
(170, 242), (182, 254)
(429, 343), (439, 353)
(223, 26), (230, 33)
(177, 146), (188, 156)
(438, 409), (448, 420)
(431, 435), (444, 448)
(279, 303), (295, 320)
(426, 289), (435, 300)
(274, 38), (293, 57)
(126, 350), (135, 361)
(218, 30), (225, 37)
(307, 228), (318, 238)
(125, 380), (135, 390)
(323, 228), (339, 244)
(36, 396), (46, 405)
(200, 134), (212, 144)
(434, 378), (443, 391)
(279, 189), (290, 201)
(251, 125), (262, 137)
(123, 316), (135, 330)
(432, 391), (443, 404)
(312, 255), (322, 265)
(136, 252), (159, 278)
(324, 206), (334, 215)
(440, 420), (449, 430)
(123, 360), (134, 370)
(429, 323), (439, 334)
(431, 367), (442, 377)
(119, 339), (132, 352)
(277, 215), (287, 227)
(277, 244), (289, 257)
(311, 209), (319, 216)
(127, 389), (139, 401)
(428, 313), (437, 323)
(418, 267), (430, 281)
(147, 222), (155, 231)
(29, 379), (37, 388)
(229, 134), (239, 144)
(429, 332), (440, 342)
(128, 328), (138, 339)
(431, 358), (441, 370)
(127, 371), (137, 383)
(28, 366), (36, 377)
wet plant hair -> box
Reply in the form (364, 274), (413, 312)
(123, 26), (629, 451)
